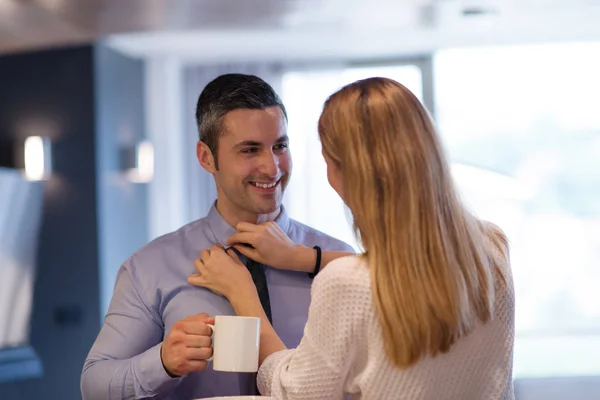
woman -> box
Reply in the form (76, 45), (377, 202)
(189, 77), (515, 399)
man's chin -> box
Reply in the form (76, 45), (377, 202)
(250, 198), (282, 216)
(254, 204), (280, 216)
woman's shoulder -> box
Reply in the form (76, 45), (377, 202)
(311, 255), (374, 322)
(314, 255), (371, 290)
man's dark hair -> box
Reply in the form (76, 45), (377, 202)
(195, 73), (287, 165)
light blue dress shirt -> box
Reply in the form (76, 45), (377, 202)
(81, 204), (353, 399)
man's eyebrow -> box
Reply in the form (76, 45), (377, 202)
(234, 135), (289, 148)
(234, 140), (262, 148)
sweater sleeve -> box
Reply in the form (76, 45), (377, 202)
(257, 256), (369, 399)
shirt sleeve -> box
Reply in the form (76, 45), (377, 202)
(257, 257), (367, 399)
(81, 257), (180, 400)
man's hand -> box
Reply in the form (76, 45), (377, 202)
(160, 313), (213, 377)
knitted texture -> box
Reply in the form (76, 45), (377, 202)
(258, 250), (515, 400)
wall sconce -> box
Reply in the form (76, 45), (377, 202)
(0, 136), (52, 182)
(23, 136), (52, 181)
(121, 140), (154, 183)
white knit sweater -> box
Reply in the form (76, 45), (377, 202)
(257, 254), (515, 400)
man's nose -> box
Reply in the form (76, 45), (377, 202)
(259, 151), (279, 176)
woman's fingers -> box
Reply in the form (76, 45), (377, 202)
(232, 245), (260, 261)
(187, 273), (205, 286)
(199, 249), (210, 263)
(236, 222), (260, 232)
(194, 259), (207, 274)
(226, 232), (255, 247)
(226, 248), (242, 263)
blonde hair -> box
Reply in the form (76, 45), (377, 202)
(318, 77), (509, 368)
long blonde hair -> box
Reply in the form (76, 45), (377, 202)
(318, 77), (508, 368)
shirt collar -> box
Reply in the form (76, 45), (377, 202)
(206, 202), (292, 246)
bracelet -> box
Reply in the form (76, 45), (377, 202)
(308, 246), (322, 278)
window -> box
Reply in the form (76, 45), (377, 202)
(435, 43), (600, 378)
(282, 43), (600, 379)
(281, 63), (425, 251)
(0, 168), (43, 382)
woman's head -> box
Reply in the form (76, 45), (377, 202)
(318, 77), (451, 249)
(318, 77), (508, 368)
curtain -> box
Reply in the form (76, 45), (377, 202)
(0, 168), (43, 348)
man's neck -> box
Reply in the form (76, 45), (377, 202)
(215, 200), (281, 229)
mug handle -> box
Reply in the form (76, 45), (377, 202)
(206, 324), (215, 362)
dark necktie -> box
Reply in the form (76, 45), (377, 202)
(235, 252), (272, 395)
(244, 258), (273, 324)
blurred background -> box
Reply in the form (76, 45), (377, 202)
(0, 0), (599, 399)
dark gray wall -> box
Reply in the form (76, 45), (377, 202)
(0, 44), (148, 400)
(0, 45), (100, 400)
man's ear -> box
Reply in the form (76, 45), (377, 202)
(197, 141), (217, 173)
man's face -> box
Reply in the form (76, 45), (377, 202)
(198, 106), (291, 220)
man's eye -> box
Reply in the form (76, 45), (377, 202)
(241, 148), (259, 154)
(274, 143), (289, 150)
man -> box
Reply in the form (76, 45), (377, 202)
(81, 73), (353, 399)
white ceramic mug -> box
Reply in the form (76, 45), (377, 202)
(207, 315), (261, 372)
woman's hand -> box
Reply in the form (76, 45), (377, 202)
(227, 221), (314, 272)
(187, 245), (255, 301)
